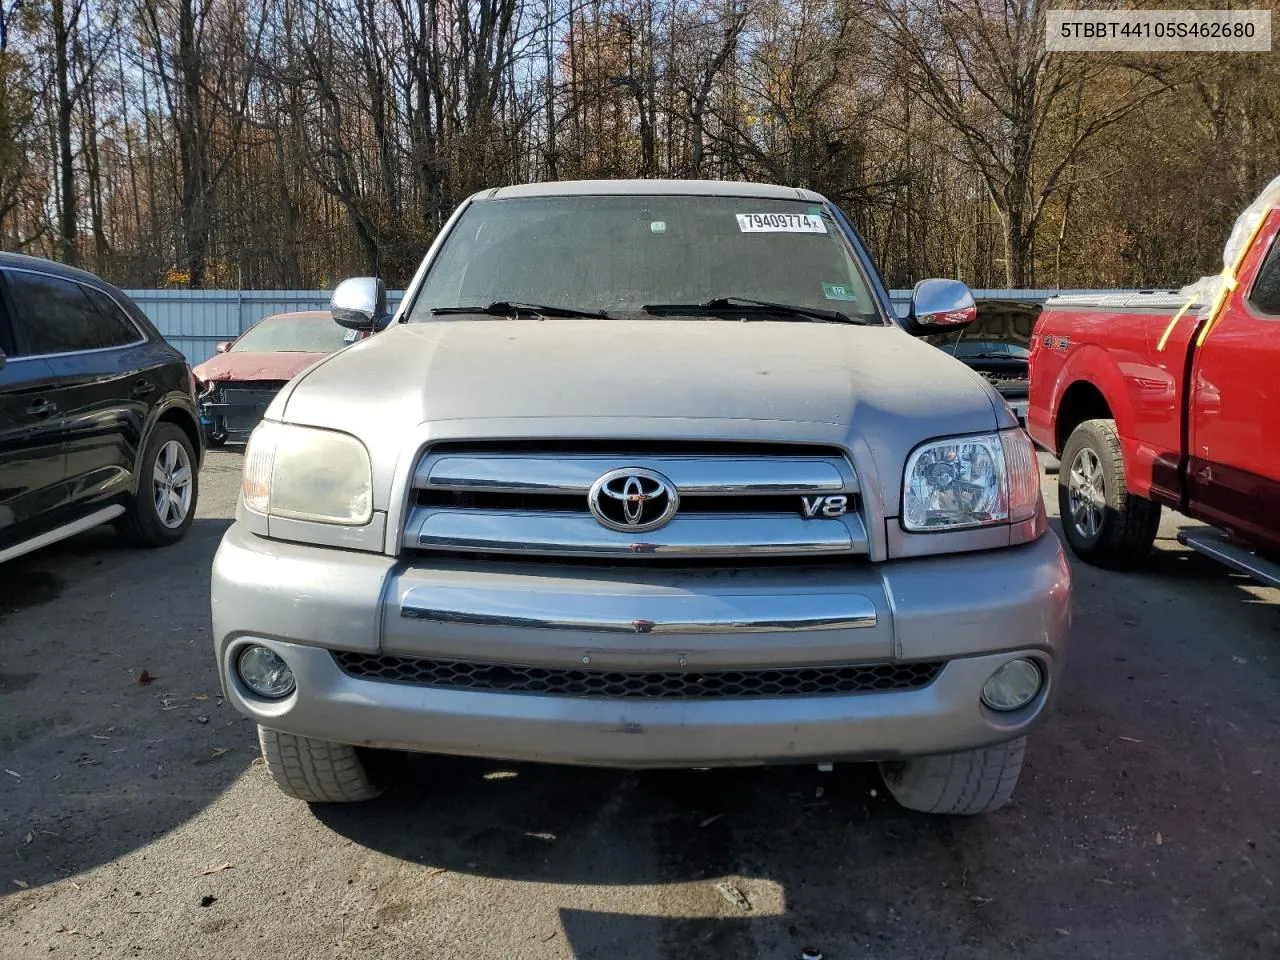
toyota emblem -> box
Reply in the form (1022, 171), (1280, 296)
(588, 468), (679, 532)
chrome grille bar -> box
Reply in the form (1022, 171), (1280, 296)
(405, 445), (865, 560)
(418, 454), (854, 495)
(404, 509), (864, 557)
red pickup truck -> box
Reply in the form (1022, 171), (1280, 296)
(1028, 186), (1280, 586)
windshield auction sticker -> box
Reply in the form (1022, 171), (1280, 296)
(736, 213), (827, 234)
(1047, 9), (1270, 51)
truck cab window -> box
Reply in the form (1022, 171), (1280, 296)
(1248, 236), (1280, 315)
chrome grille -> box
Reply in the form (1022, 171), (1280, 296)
(402, 443), (865, 560)
(333, 652), (942, 700)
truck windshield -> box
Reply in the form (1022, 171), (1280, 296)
(406, 195), (884, 324)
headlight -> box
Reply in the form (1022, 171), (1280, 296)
(903, 430), (1040, 532)
(242, 421), (373, 524)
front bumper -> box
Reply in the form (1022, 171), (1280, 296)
(211, 525), (1071, 767)
(199, 385), (282, 441)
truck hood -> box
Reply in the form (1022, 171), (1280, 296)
(279, 319), (1008, 512)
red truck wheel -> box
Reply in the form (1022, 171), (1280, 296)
(1058, 419), (1161, 569)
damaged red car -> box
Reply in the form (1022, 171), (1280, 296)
(193, 311), (364, 446)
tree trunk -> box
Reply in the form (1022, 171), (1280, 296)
(272, 126), (301, 288)
(53, 0), (78, 266)
(177, 0), (210, 288)
(1001, 208), (1031, 289)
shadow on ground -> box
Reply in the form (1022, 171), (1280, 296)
(0, 517), (252, 890)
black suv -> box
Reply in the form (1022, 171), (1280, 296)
(0, 253), (203, 563)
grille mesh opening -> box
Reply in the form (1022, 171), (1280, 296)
(333, 652), (943, 700)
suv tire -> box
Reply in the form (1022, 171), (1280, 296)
(1058, 418), (1160, 568)
(117, 422), (198, 547)
(879, 737), (1026, 815)
(258, 726), (382, 803)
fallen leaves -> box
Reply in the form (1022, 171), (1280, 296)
(5, 769), (22, 780)
(13, 879), (29, 888)
(1156, 832), (1164, 846)
(1117, 736), (1143, 743)
(699, 814), (723, 828)
(210, 747), (229, 758)
(137, 670), (154, 685)
(425, 867), (448, 878)
(201, 862), (233, 876)
(524, 831), (556, 841)
(713, 880), (751, 911)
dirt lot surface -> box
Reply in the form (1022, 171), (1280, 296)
(1, 450), (1277, 959)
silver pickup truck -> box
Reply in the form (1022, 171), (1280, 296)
(211, 180), (1071, 816)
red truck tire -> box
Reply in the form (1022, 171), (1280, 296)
(1058, 419), (1161, 568)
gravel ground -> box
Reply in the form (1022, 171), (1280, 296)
(1, 450), (1277, 960)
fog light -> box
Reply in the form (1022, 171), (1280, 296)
(981, 658), (1042, 712)
(237, 645), (295, 699)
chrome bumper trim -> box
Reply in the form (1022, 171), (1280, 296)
(399, 584), (878, 633)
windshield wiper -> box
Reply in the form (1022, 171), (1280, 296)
(430, 301), (611, 319)
(643, 296), (868, 324)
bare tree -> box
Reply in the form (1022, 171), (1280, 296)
(869, 0), (1169, 286)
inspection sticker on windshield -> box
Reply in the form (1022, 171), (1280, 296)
(822, 282), (858, 302)
(736, 213), (826, 234)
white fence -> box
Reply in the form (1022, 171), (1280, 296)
(125, 287), (1113, 365)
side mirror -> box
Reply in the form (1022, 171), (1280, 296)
(331, 277), (388, 331)
(214, 341), (232, 354)
(903, 279), (977, 335)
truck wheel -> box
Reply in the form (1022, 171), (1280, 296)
(1057, 418), (1160, 568)
(257, 726), (382, 803)
(879, 737), (1026, 815)
(116, 422), (198, 547)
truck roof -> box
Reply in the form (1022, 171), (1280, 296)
(485, 179), (825, 202)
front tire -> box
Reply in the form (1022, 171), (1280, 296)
(1057, 418), (1160, 568)
(257, 727), (382, 803)
(117, 422), (198, 547)
(879, 737), (1027, 815)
